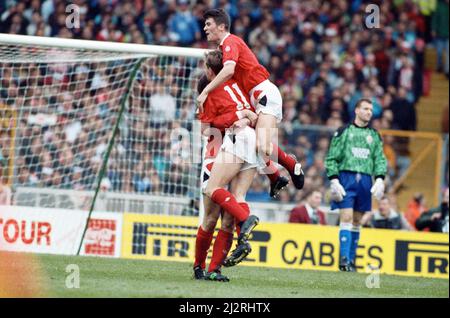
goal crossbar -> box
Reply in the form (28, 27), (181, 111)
(0, 33), (208, 58)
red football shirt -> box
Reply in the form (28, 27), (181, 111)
(219, 33), (270, 94)
(198, 78), (254, 159)
(198, 78), (254, 130)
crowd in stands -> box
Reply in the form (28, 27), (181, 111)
(289, 187), (448, 232)
(0, 0), (449, 226)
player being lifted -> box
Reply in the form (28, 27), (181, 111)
(194, 50), (262, 281)
(325, 99), (387, 272)
(197, 9), (305, 199)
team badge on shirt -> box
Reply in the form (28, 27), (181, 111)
(225, 45), (231, 52)
(366, 135), (373, 144)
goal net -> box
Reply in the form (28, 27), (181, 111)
(0, 34), (206, 222)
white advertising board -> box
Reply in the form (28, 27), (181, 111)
(0, 205), (122, 257)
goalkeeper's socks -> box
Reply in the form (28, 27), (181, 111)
(208, 229), (233, 273)
(339, 222), (353, 261)
(194, 226), (214, 269)
(211, 189), (249, 223)
(349, 225), (361, 262)
(271, 144), (296, 172)
(264, 160), (281, 184)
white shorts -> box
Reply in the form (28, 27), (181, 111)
(201, 157), (215, 191)
(249, 79), (283, 123)
(221, 126), (266, 172)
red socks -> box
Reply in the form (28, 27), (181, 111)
(271, 144), (296, 172)
(208, 229), (233, 273)
(193, 226), (214, 269)
(211, 189), (250, 222)
(197, 202), (250, 272)
(235, 202), (250, 235)
(263, 145), (295, 183)
(265, 160), (281, 183)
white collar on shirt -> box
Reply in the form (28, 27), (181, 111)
(219, 33), (231, 46)
(305, 203), (315, 219)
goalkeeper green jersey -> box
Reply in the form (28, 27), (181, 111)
(325, 123), (387, 179)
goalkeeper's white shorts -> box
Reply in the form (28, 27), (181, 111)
(221, 126), (266, 172)
(249, 79), (283, 123)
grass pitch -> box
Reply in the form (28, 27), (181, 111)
(1, 252), (448, 298)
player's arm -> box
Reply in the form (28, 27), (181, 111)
(212, 109), (258, 130)
(370, 130), (387, 200)
(197, 38), (239, 109)
(325, 126), (348, 201)
(197, 63), (235, 110)
(325, 127), (346, 180)
(202, 63), (235, 94)
(372, 131), (387, 179)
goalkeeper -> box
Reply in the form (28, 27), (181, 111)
(325, 99), (387, 272)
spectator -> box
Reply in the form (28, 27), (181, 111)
(362, 196), (412, 230)
(167, 0), (201, 46)
(432, 0), (449, 77)
(289, 190), (326, 225)
(0, 173), (12, 205)
(0, 0), (435, 208)
(149, 85), (176, 125)
(416, 187), (449, 232)
(246, 176), (271, 202)
(405, 193), (427, 229)
(390, 87), (417, 130)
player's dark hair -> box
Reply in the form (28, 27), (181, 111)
(355, 98), (373, 108)
(197, 74), (209, 94)
(205, 50), (223, 75)
(203, 8), (231, 31)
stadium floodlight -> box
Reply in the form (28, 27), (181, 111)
(0, 33), (208, 255)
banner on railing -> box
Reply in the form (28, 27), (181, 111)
(121, 213), (449, 279)
(0, 205), (122, 257)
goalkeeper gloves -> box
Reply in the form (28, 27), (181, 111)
(371, 178), (385, 200)
(330, 179), (346, 202)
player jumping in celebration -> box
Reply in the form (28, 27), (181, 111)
(325, 99), (387, 272)
(197, 9), (305, 200)
(194, 50), (261, 281)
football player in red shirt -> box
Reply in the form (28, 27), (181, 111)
(197, 9), (305, 197)
(194, 50), (261, 282)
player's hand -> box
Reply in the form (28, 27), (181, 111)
(232, 118), (251, 129)
(370, 178), (385, 201)
(197, 91), (208, 113)
(330, 179), (346, 202)
(243, 110), (258, 127)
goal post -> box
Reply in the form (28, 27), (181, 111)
(0, 33), (208, 255)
